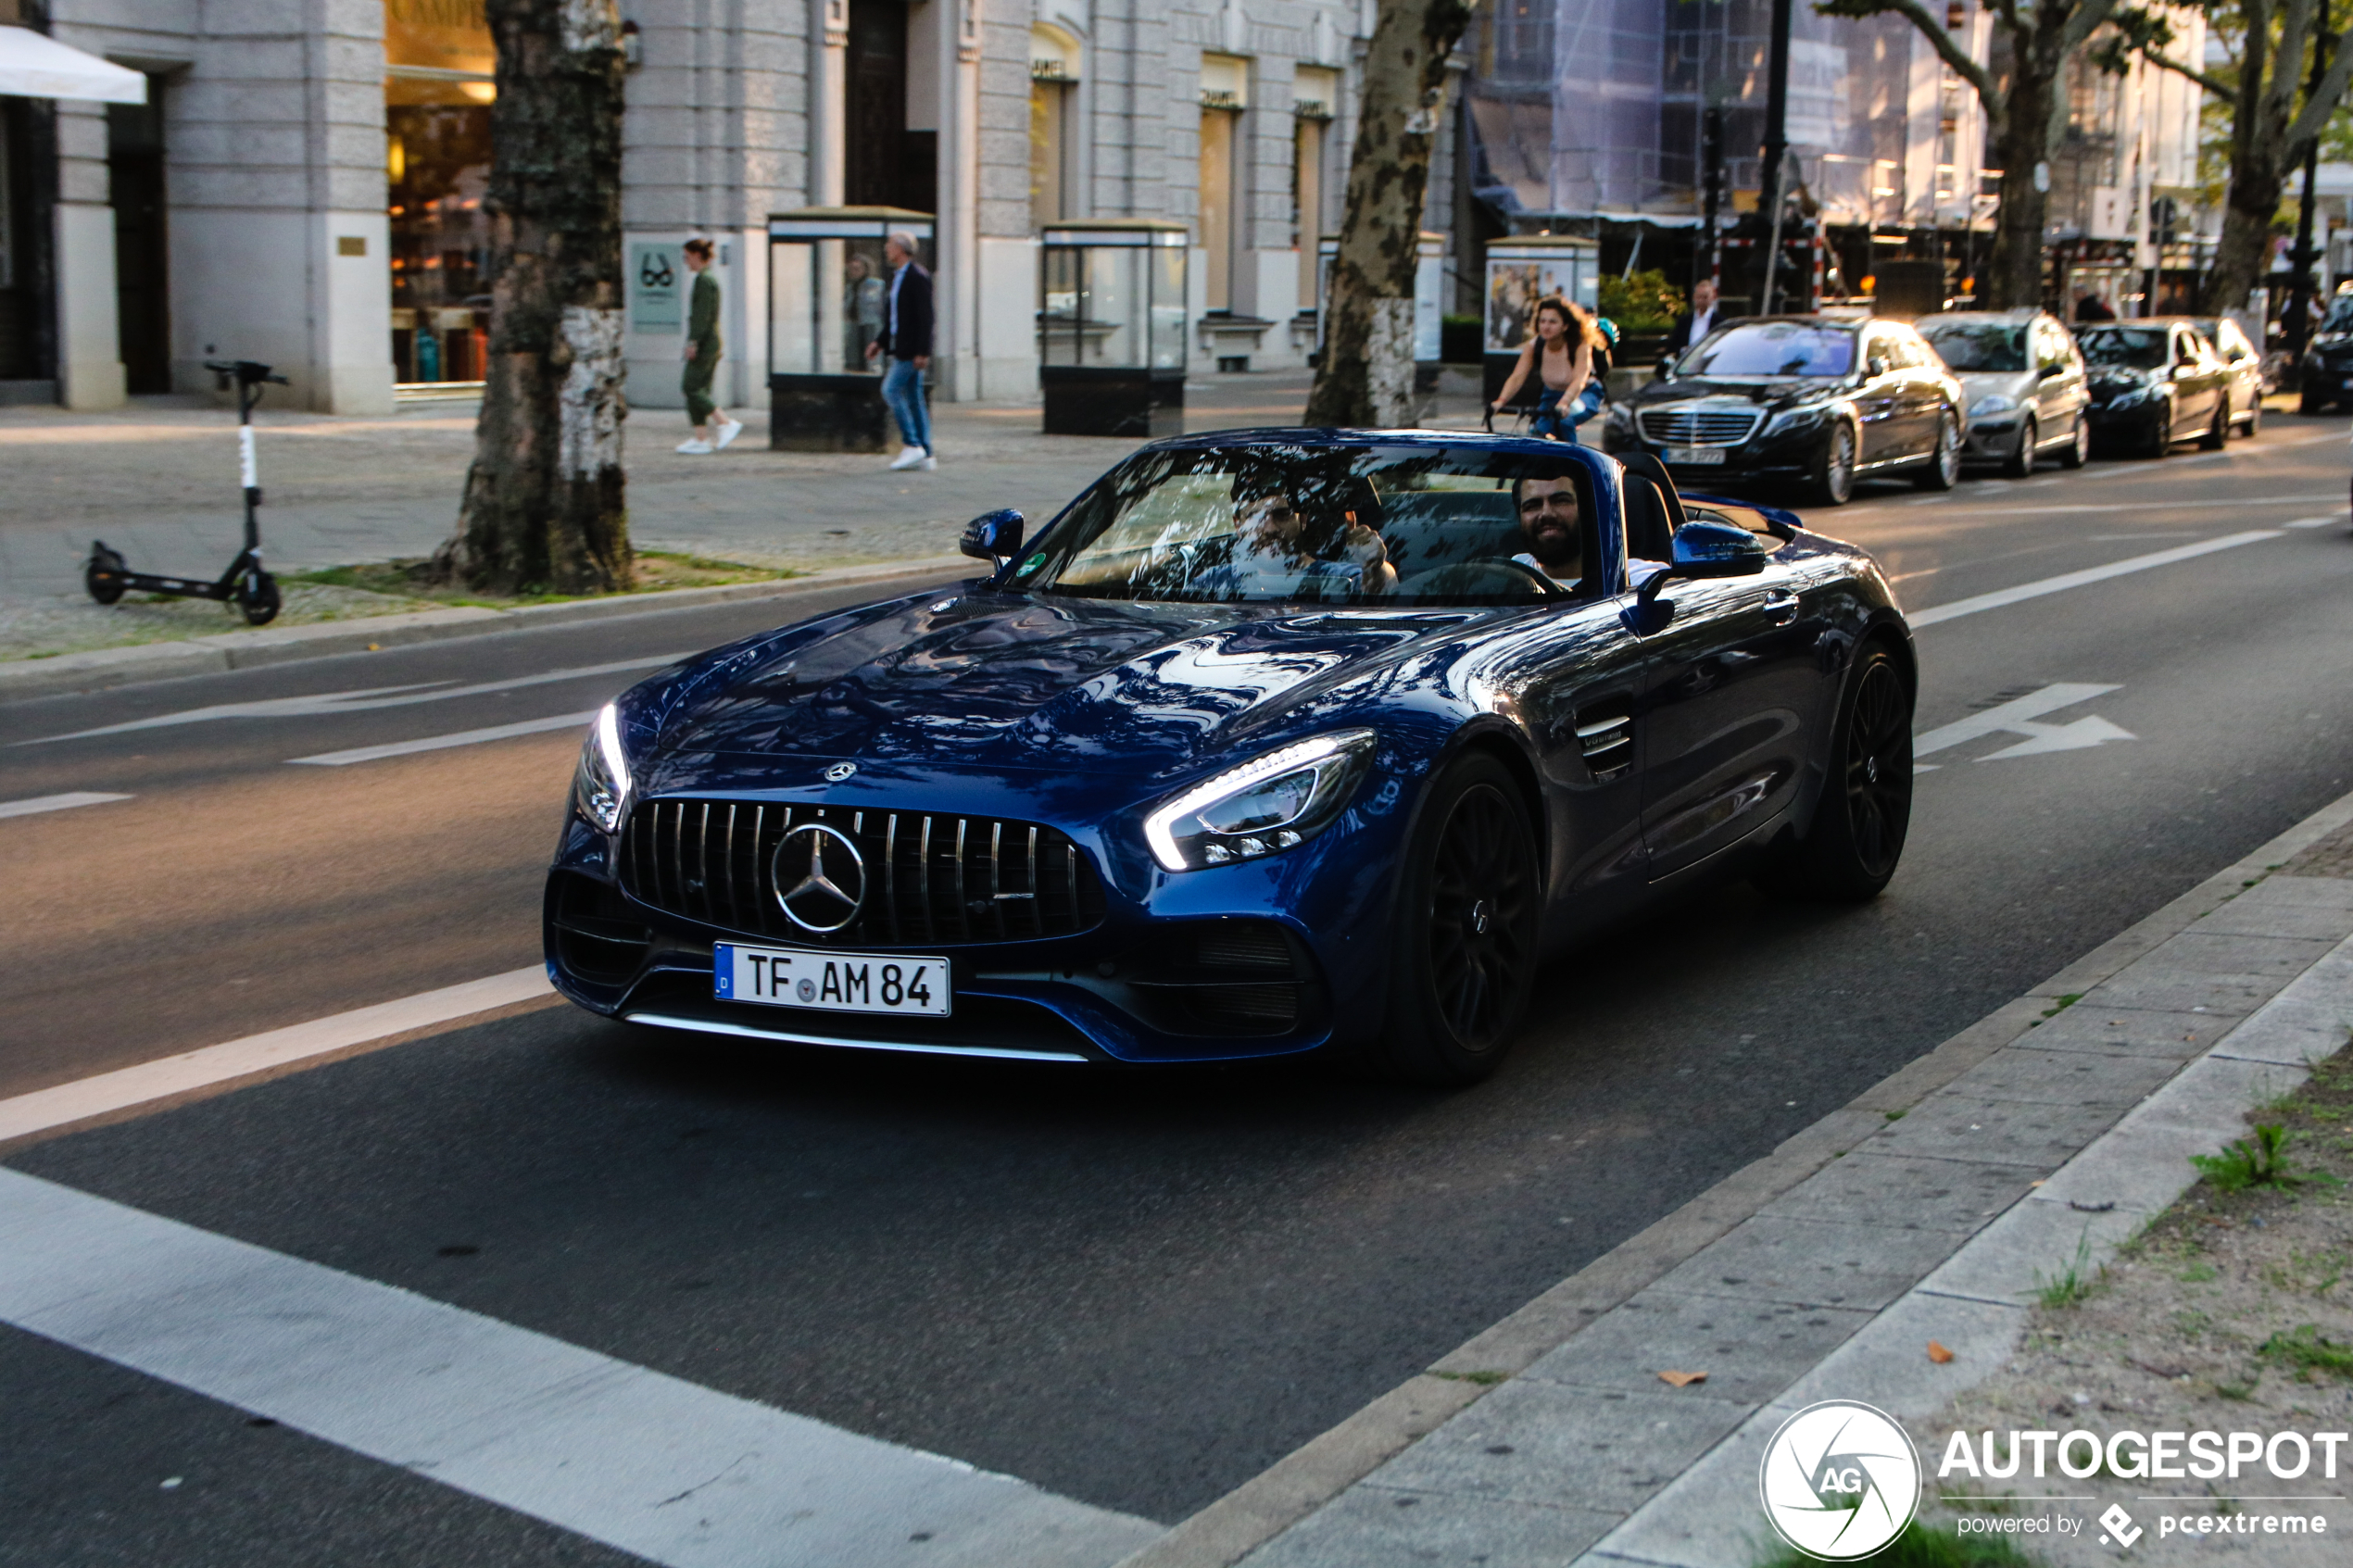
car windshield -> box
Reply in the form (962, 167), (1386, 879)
(2078, 328), (2168, 369)
(1680, 321), (1856, 378)
(1919, 320), (2025, 371)
(1006, 445), (1598, 606)
(2322, 296), (2353, 333)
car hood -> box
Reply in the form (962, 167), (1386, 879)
(1953, 369), (2036, 401)
(2085, 364), (2161, 393)
(635, 591), (1481, 789)
(1630, 375), (1854, 413)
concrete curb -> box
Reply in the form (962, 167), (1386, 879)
(1117, 784), (2353, 1568)
(0, 556), (973, 704)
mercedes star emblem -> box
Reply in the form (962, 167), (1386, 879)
(824, 761), (858, 783)
(773, 822), (866, 933)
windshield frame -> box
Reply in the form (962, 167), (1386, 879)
(2076, 326), (2170, 370)
(1677, 320), (1859, 380)
(1000, 439), (1629, 608)
(1919, 320), (2028, 373)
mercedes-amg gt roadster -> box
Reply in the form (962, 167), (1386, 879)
(546, 432), (1917, 1084)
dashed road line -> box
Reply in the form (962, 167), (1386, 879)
(0, 1169), (1160, 1568)
(0, 791), (131, 820)
(2283, 514), (2344, 529)
(1908, 530), (2281, 628)
(289, 709), (598, 765)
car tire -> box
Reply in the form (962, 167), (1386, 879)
(2141, 403), (2172, 458)
(1806, 421), (1856, 507)
(1913, 410), (1960, 490)
(2302, 388), (2330, 417)
(2200, 400), (2228, 450)
(1755, 642), (1913, 903)
(2241, 397), (2261, 437)
(1369, 751), (1541, 1086)
(2002, 414), (2038, 480)
(2057, 414), (2090, 469)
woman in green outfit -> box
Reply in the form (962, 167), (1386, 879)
(677, 238), (742, 454)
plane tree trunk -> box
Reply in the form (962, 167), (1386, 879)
(433, 0), (631, 595)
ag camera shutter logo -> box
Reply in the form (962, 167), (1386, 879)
(1758, 1400), (1922, 1560)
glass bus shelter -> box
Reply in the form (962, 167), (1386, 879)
(766, 207), (933, 450)
(1038, 220), (1189, 436)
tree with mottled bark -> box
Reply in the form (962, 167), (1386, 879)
(2104, 1), (2353, 314)
(1302, 0), (1477, 428)
(1816, 0), (2126, 309)
(433, 0), (631, 594)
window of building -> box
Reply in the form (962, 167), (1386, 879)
(385, 0), (495, 385)
(1199, 54), (1248, 312)
(1291, 67), (1336, 317)
(1031, 26), (1080, 231)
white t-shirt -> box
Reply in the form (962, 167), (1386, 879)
(1512, 553), (1668, 593)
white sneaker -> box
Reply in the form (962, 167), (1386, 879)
(887, 445), (926, 470)
(712, 417), (744, 451)
(676, 437), (713, 455)
(919, 454), (937, 470)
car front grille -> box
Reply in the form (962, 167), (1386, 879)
(1638, 407), (1764, 447)
(619, 798), (1105, 947)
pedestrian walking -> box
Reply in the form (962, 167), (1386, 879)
(866, 230), (936, 470)
(677, 238), (743, 455)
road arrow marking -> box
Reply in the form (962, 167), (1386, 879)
(1914, 684), (2133, 764)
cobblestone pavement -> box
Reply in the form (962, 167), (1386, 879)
(1, 368), (1446, 656)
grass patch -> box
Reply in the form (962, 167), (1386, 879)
(2189, 1124), (2332, 1192)
(1752, 1520), (2040, 1566)
(2039, 993), (2083, 1019)
(2031, 1233), (2104, 1311)
(2260, 1323), (2353, 1381)
(284, 550), (798, 608)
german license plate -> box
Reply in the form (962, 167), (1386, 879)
(1666, 446), (1728, 465)
(714, 943), (950, 1017)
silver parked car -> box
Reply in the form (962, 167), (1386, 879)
(2187, 316), (2264, 437)
(1918, 309), (2091, 478)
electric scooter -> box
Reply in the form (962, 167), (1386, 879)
(84, 359), (287, 626)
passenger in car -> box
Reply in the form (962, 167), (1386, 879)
(1194, 485), (1398, 599)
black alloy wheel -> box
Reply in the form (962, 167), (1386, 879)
(2002, 414), (2039, 480)
(1913, 410), (1960, 490)
(1755, 643), (1913, 903)
(2141, 402), (2173, 459)
(1807, 421), (1856, 506)
(1372, 752), (1540, 1085)
(2057, 414), (2090, 469)
(2199, 400), (2229, 451)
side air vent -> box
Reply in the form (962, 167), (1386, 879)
(1574, 708), (1634, 781)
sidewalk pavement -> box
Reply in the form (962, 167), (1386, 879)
(1120, 788), (2353, 1568)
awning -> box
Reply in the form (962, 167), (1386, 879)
(0, 27), (147, 103)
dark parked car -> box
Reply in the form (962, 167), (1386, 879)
(2076, 320), (2233, 458)
(547, 434), (1917, 1085)
(1609, 315), (1965, 506)
(1918, 308), (2091, 477)
(2188, 316), (2265, 436)
(2300, 294), (2353, 414)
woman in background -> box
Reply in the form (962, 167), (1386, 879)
(1491, 296), (1601, 444)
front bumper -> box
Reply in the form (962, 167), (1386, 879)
(542, 784), (1409, 1066)
(1608, 412), (1827, 484)
(1960, 413), (2024, 462)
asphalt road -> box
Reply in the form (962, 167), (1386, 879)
(4, 418), (2351, 1563)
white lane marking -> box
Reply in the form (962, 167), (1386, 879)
(0, 791), (132, 820)
(1889, 492), (2339, 519)
(1914, 684), (2133, 762)
(2284, 514), (2344, 529)
(289, 710), (598, 766)
(0, 968), (551, 1147)
(21, 653), (690, 745)
(0, 1169), (1161, 1568)
(1907, 531), (2280, 628)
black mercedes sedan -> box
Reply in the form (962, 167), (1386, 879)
(2076, 320), (2233, 458)
(1607, 315), (1965, 506)
(2300, 292), (2353, 414)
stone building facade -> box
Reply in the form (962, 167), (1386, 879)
(1, 0), (1375, 415)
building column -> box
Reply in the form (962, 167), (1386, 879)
(810, 0), (848, 204)
(52, 102), (125, 409)
(935, 0), (982, 400)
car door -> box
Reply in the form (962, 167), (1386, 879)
(1512, 593), (1656, 928)
(2032, 319), (2085, 443)
(1852, 329), (1905, 464)
(2171, 329), (2222, 438)
(1634, 510), (1829, 883)
(2217, 320), (2258, 418)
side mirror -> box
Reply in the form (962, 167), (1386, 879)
(2037, 361), (2065, 381)
(1866, 355), (1891, 379)
(1628, 521), (1770, 632)
(959, 508), (1025, 570)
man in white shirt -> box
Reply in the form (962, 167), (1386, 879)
(1664, 278), (1720, 358)
(1509, 474), (1667, 594)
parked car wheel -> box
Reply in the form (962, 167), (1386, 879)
(1369, 752), (1541, 1085)
(2140, 403), (2173, 458)
(1912, 411), (1960, 491)
(2239, 398), (2261, 437)
(2002, 415), (2038, 480)
(2057, 415), (2090, 469)
(2301, 387), (2332, 417)
(2199, 401), (2229, 451)
(1755, 643), (1913, 903)
(1806, 421), (1856, 507)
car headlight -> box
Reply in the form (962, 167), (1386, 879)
(573, 703), (632, 833)
(1761, 406), (1823, 436)
(1969, 392), (2018, 417)
(1144, 730), (1376, 872)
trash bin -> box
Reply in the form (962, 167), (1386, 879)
(1038, 220), (1189, 436)
(767, 207), (933, 451)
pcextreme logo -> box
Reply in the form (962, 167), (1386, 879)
(1758, 1400), (1922, 1560)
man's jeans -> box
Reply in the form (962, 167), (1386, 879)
(882, 358), (930, 454)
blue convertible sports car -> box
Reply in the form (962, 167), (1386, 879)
(546, 432), (1916, 1084)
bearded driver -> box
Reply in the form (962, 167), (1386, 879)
(1510, 472), (1667, 595)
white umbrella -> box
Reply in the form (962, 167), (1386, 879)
(0, 26), (146, 103)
